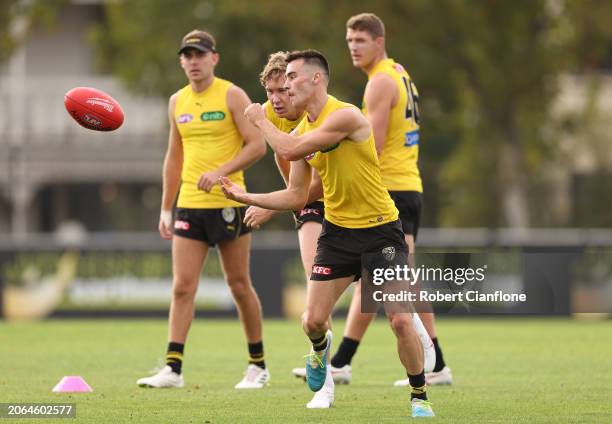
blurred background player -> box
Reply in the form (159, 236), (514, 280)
(221, 49), (435, 418)
(243, 52), (333, 408)
(136, 30), (269, 389)
(339, 12), (452, 387)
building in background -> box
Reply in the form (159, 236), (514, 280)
(2, 1), (612, 238)
(0, 1), (167, 239)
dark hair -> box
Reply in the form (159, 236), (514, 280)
(286, 49), (330, 79)
(346, 13), (385, 38)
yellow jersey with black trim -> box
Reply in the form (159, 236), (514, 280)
(263, 101), (306, 134)
(295, 95), (399, 229)
(175, 78), (245, 208)
(364, 58), (422, 192)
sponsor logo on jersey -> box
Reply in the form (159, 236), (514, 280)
(320, 143), (339, 153)
(174, 220), (190, 230)
(394, 63), (405, 73)
(405, 130), (419, 146)
(312, 265), (332, 275)
(86, 97), (115, 112)
(177, 114), (193, 124)
(201, 111), (226, 121)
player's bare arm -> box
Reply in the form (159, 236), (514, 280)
(243, 153), (322, 229)
(274, 152), (291, 184)
(244, 151), (292, 225)
(221, 158), (311, 211)
(305, 171), (323, 204)
(196, 85), (266, 192)
(159, 93), (184, 239)
(245, 104), (370, 161)
(364, 73), (397, 155)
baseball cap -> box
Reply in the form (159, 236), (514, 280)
(178, 30), (216, 55)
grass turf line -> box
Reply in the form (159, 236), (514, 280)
(0, 318), (611, 423)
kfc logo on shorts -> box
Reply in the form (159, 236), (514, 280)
(299, 208), (320, 217)
(174, 220), (190, 230)
(312, 265), (332, 275)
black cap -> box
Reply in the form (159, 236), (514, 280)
(178, 31), (216, 55)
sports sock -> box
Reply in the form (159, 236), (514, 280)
(166, 342), (184, 375)
(408, 371), (427, 401)
(248, 341), (266, 369)
(432, 337), (446, 372)
(309, 334), (328, 352)
(330, 337), (360, 367)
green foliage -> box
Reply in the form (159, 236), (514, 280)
(2, 0), (611, 228)
(0, 0), (65, 62)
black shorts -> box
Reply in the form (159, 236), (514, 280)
(388, 191), (422, 239)
(173, 207), (250, 247)
(293, 201), (325, 230)
(311, 219), (408, 282)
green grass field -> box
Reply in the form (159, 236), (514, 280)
(1, 318), (611, 423)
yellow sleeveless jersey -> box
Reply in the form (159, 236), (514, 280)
(364, 58), (423, 192)
(263, 101), (306, 133)
(295, 96), (399, 229)
(175, 78), (245, 208)
(263, 101), (324, 203)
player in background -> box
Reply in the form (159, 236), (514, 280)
(339, 12), (452, 387)
(244, 52), (334, 408)
(221, 49), (435, 417)
(136, 30), (269, 389)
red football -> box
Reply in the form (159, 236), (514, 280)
(64, 87), (124, 131)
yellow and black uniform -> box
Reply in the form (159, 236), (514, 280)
(264, 101), (323, 229)
(364, 58), (423, 238)
(264, 101), (306, 135)
(294, 95), (407, 281)
(173, 78), (250, 246)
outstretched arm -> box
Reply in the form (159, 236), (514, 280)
(220, 159), (311, 211)
(245, 103), (370, 161)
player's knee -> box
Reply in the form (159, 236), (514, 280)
(388, 313), (412, 337)
(227, 276), (253, 302)
(302, 311), (326, 334)
(172, 277), (198, 300)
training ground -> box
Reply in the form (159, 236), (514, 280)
(1, 318), (611, 423)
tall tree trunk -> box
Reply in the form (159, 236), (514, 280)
(499, 142), (530, 228)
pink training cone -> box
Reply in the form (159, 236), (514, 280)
(52, 376), (93, 392)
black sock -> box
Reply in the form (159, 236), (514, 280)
(166, 342), (184, 375)
(432, 337), (446, 372)
(408, 371), (427, 401)
(309, 334), (328, 352)
(248, 341), (266, 369)
(331, 337), (360, 368)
